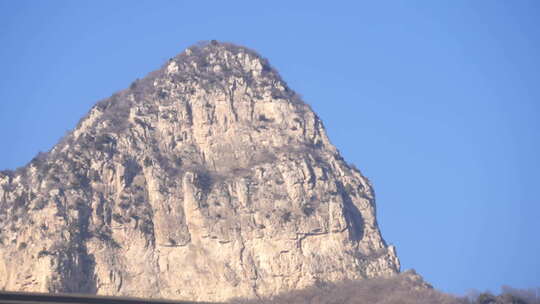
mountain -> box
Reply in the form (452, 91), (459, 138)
(0, 41), (400, 302)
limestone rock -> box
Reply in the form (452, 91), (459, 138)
(0, 41), (400, 302)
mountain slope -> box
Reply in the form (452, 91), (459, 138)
(0, 41), (399, 302)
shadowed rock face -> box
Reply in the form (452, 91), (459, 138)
(0, 41), (400, 302)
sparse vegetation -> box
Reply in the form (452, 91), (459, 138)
(301, 204), (315, 216)
(281, 210), (292, 223)
(230, 274), (540, 304)
(464, 288), (540, 304)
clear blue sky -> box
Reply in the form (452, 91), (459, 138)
(1, 0), (538, 296)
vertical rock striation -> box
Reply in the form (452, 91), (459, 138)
(0, 41), (400, 302)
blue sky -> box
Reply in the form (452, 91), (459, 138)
(0, 0), (538, 296)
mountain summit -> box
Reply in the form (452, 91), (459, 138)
(0, 41), (400, 302)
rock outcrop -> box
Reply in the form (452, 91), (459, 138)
(0, 41), (399, 302)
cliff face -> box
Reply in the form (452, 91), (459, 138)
(0, 42), (399, 302)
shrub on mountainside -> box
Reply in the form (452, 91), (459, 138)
(230, 274), (539, 304)
(230, 273), (461, 304)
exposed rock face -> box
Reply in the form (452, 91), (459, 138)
(0, 42), (399, 302)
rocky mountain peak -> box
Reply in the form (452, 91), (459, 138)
(0, 41), (399, 302)
(172, 41), (273, 77)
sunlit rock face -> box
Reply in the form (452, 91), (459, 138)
(0, 41), (400, 302)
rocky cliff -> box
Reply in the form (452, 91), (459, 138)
(0, 41), (400, 302)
